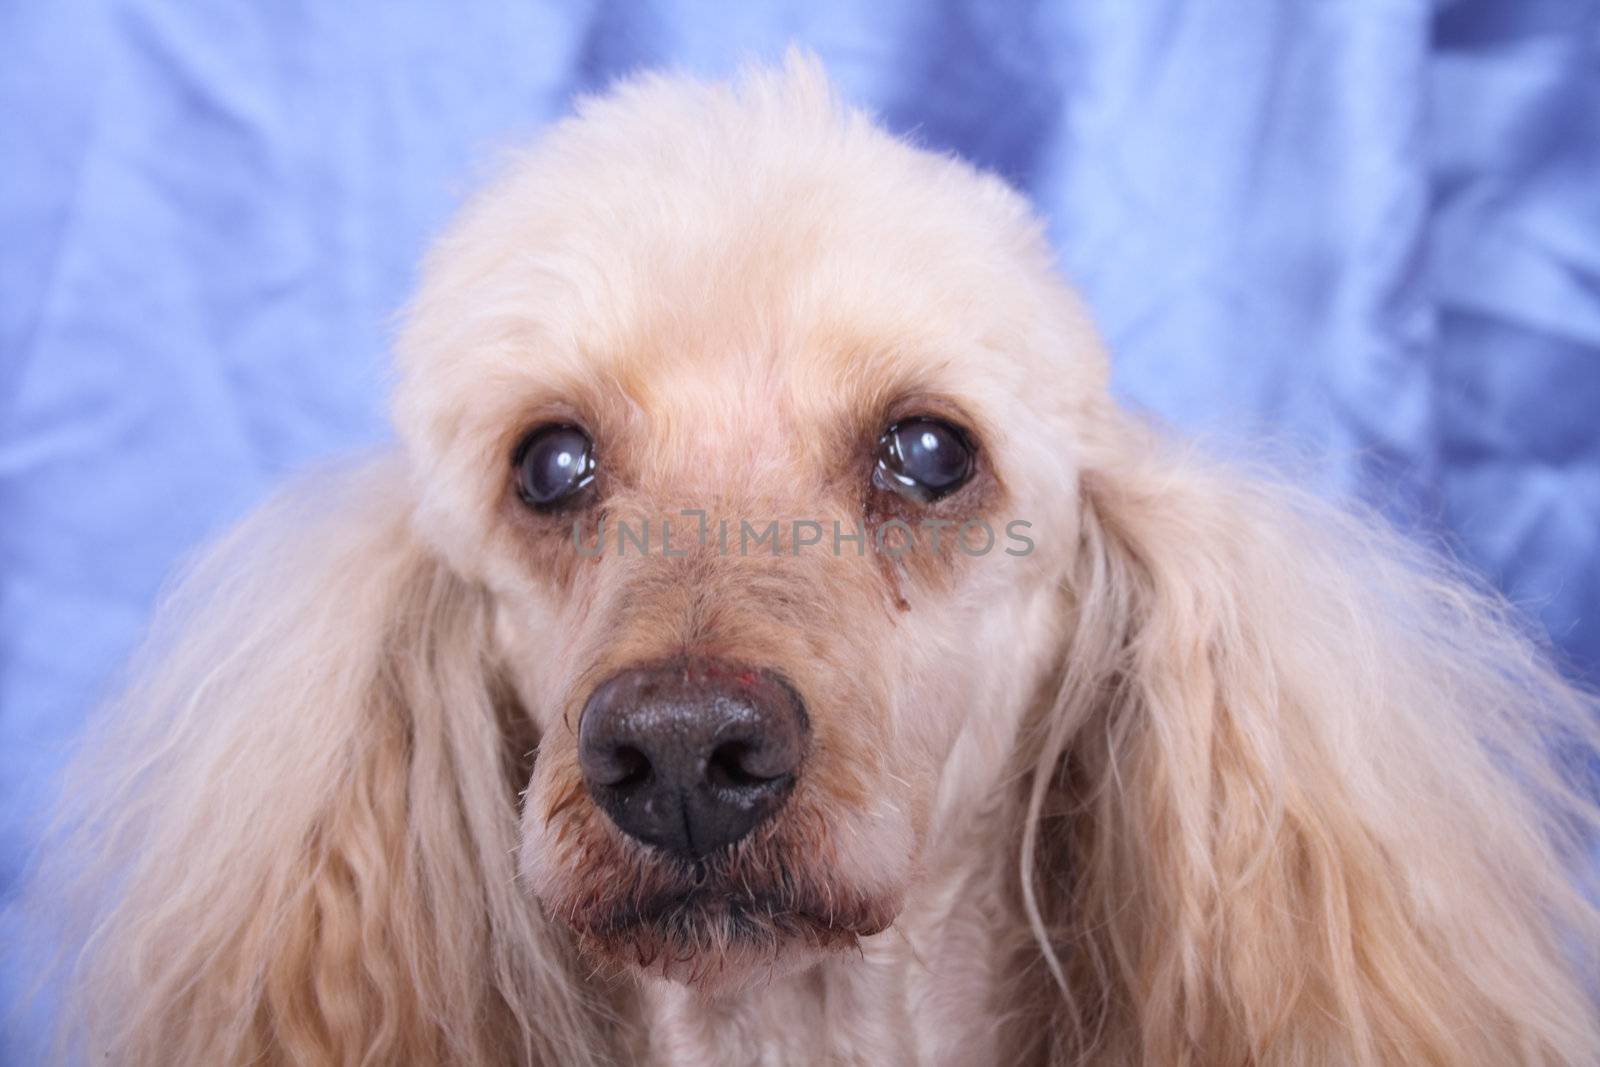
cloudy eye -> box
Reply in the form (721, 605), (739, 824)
(874, 418), (974, 502)
(514, 424), (596, 510)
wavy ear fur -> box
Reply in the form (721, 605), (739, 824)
(1016, 418), (1600, 1066)
(30, 458), (609, 1065)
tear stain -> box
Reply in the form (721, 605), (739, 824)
(867, 524), (912, 614)
(886, 559), (911, 613)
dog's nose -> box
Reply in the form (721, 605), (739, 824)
(578, 659), (808, 859)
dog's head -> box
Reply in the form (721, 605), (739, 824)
(393, 57), (1108, 990)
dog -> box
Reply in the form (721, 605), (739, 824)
(28, 54), (1600, 1065)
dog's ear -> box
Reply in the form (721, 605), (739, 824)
(29, 457), (606, 1065)
(1017, 420), (1600, 1064)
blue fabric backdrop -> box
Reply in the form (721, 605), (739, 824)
(3, 0), (1597, 1056)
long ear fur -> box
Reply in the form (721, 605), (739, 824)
(26, 457), (610, 1065)
(1017, 417), (1600, 1065)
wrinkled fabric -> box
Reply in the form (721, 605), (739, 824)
(2, 1), (1597, 1057)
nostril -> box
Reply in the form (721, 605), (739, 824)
(587, 743), (652, 790)
(706, 740), (780, 790)
(609, 745), (652, 790)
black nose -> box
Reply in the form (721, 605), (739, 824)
(578, 658), (808, 859)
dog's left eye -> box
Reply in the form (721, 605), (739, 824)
(874, 418), (974, 502)
(514, 424), (596, 509)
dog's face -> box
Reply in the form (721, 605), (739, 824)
(394, 69), (1110, 990)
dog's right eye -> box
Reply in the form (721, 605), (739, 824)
(513, 425), (596, 510)
(873, 418), (974, 502)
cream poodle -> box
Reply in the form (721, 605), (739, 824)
(31, 55), (1600, 1065)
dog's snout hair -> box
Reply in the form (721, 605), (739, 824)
(21, 52), (1600, 1067)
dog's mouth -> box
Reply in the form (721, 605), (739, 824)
(591, 883), (859, 953)
(553, 847), (898, 987)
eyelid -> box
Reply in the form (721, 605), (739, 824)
(512, 422), (593, 464)
(876, 392), (981, 444)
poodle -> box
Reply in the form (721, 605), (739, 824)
(27, 55), (1600, 1065)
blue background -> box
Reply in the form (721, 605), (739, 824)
(3, 0), (1598, 1055)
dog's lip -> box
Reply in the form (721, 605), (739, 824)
(572, 876), (896, 946)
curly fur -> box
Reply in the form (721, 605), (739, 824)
(18, 53), (1600, 1065)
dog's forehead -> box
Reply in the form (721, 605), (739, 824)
(542, 164), (1015, 372)
(578, 232), (979, 415)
